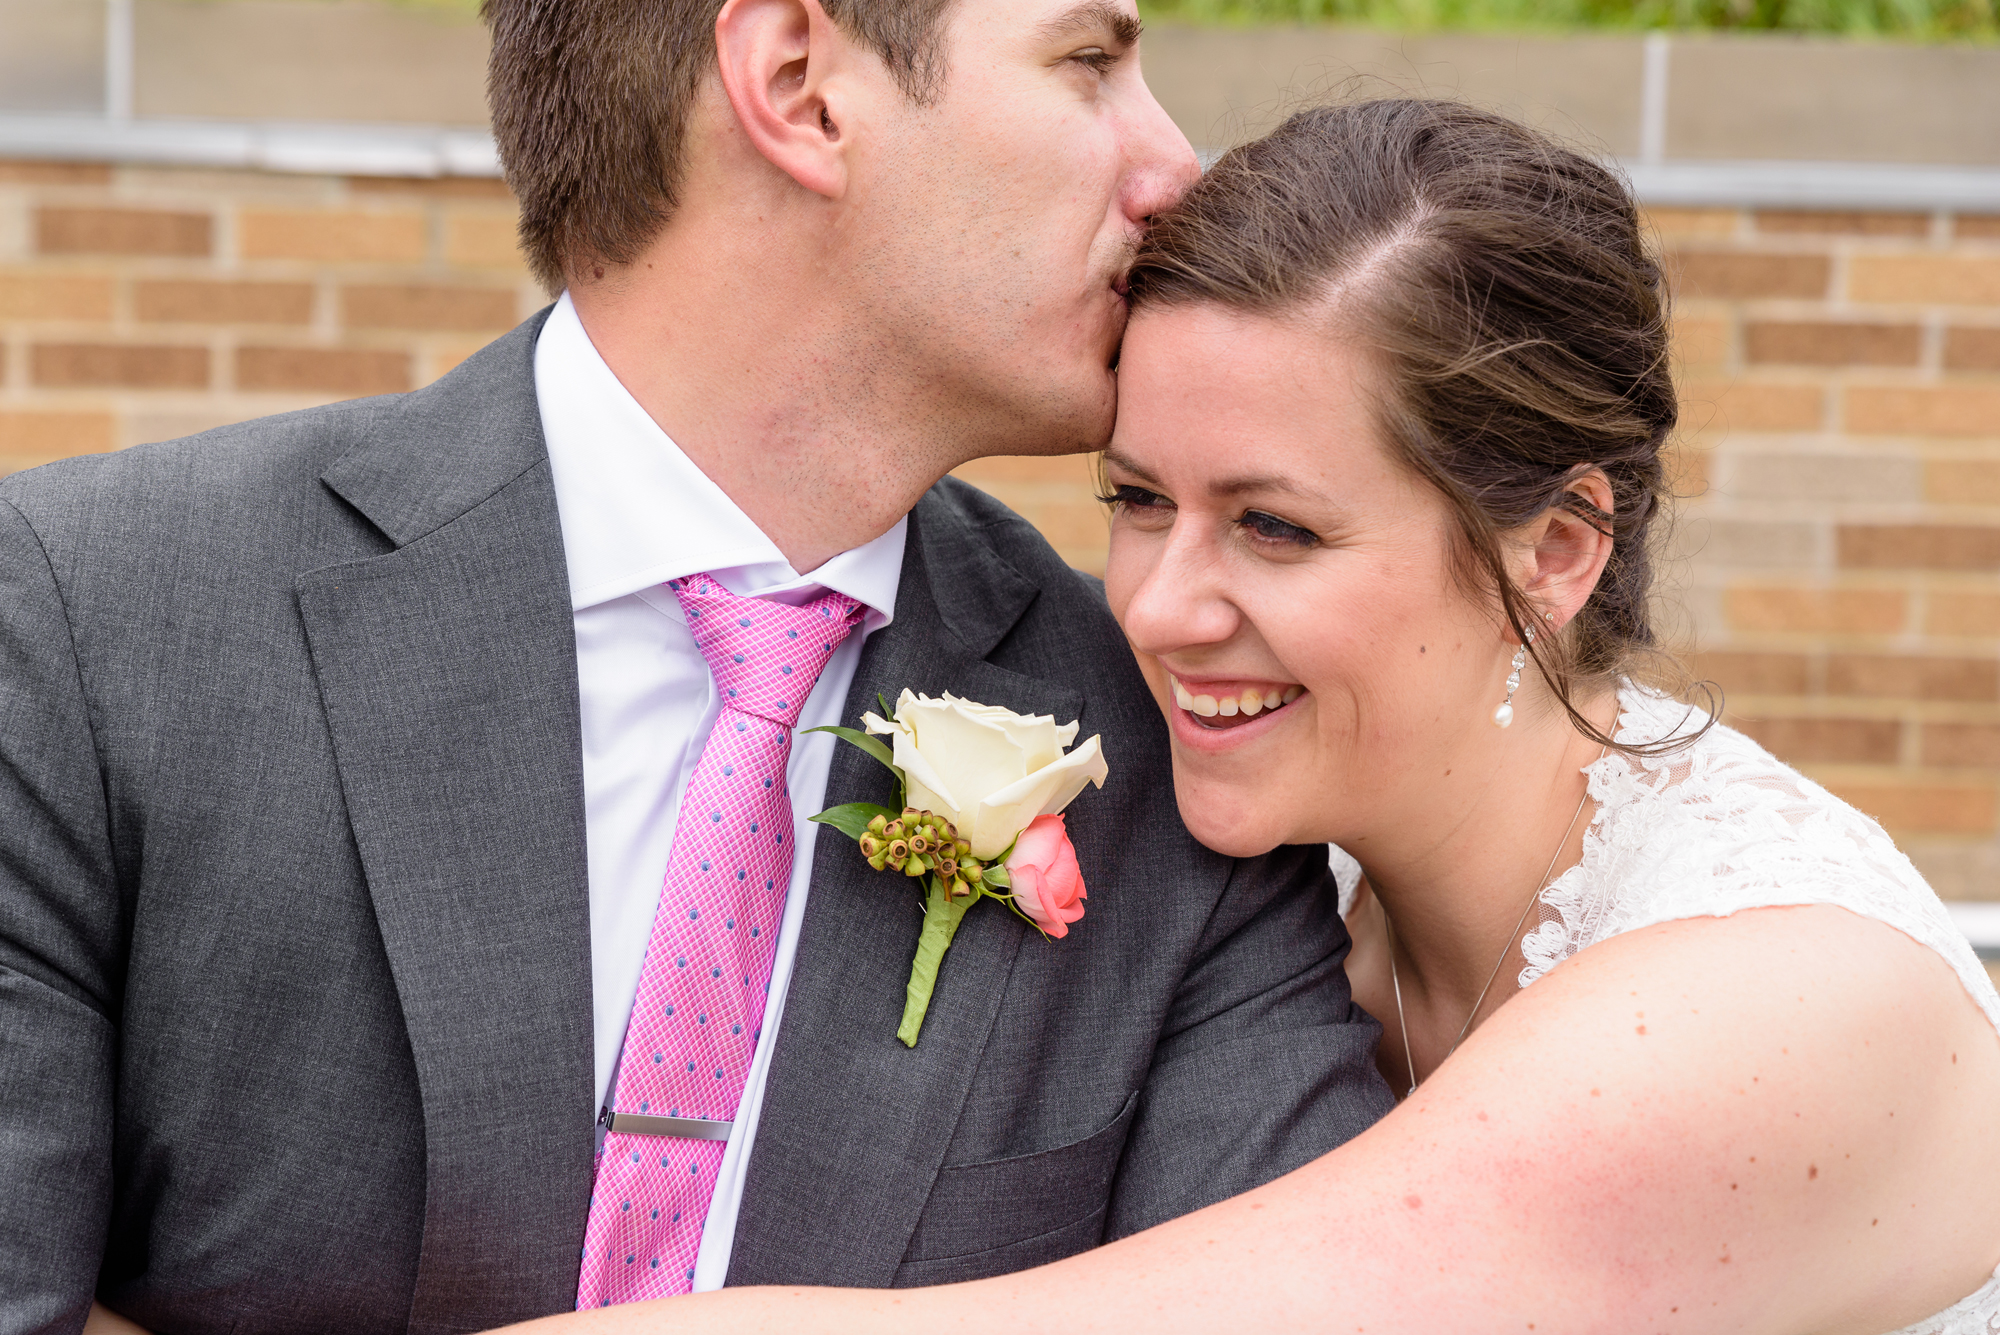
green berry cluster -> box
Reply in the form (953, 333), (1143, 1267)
(858, 807), (985, 900)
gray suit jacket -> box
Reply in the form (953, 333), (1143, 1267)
(0, 313), (1393, 1335)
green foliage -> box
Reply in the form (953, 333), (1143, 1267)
(1138, 0), (1997, 36)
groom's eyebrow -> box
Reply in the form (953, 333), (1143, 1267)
(1037, 1), (1142, 47)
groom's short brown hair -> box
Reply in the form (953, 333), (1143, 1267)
(484, 0), (960, 292)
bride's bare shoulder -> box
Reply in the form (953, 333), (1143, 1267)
(1342, 902), (2000, 1332)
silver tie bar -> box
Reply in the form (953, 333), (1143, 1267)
(599, 1108), (734, 1140)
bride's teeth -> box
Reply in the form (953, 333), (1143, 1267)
(1282, 685), (1303, 704)
(1218, 697), (1239, 717)
(1263, 688), (1283, 710)
(1190, 694), (1220, 717)
(1171, 676), (1194, 710)
(1239, 689), (1263, 716)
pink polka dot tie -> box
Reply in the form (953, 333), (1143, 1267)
(575, 573), (864, 1308)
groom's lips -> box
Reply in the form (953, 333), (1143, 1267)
(1166, 674), (1306, 732)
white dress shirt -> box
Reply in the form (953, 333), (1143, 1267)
(535, 293), (906, 1290)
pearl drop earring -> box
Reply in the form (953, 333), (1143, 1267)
(1492, 616), (1551, 729)
(1493, 637), (1528, 728)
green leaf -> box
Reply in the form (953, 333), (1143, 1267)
(801, 725), (899, 777)
(897, 878), (975, 1048)
(978, 862), (1011, 891)
(808, 802), (898, 841)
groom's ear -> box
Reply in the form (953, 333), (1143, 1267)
(1517, 466), (1617, 629)
(715, 0), (855, 202)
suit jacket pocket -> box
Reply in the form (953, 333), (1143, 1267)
(897, 1091), (1139, 1277)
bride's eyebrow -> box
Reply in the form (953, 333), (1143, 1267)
(1102, 450), (1332, 507)
(1210, 474), (1319, 500)
(1099, 448), (1162, 486)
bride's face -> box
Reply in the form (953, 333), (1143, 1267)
(1103, 303), (1515, 858)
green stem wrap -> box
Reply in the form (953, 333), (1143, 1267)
(897, 879), (975, 1048)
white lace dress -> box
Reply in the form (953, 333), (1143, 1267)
(1337, 682), (2000, 1334)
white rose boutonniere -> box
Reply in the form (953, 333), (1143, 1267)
(808, 690), (1108, 1046)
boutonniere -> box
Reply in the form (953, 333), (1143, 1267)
(809, 690), (1109, 1047)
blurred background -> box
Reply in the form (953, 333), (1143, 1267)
(0, 0), (1995, 974)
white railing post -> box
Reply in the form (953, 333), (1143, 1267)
(1639, 31), (1670, 168)
(105, 0), (135, 122)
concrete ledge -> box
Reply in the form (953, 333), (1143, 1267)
(0, 113), (500, 178)
(1951, 903), (2000, 962)
(8, 114), (2000, 215)
(1624, 160), (2000, 212)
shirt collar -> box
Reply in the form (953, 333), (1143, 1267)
(536, 292), (904, 628)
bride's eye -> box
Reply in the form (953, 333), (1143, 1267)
(1237, 509), (1318, 548)
(1097, 483), (1171, 513)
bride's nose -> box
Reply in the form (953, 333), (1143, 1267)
(1115, 527), (1242, 660)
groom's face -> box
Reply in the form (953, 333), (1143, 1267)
(844, 0), (1199, 457)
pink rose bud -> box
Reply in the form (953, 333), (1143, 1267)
(1007, 813), (1087, 939)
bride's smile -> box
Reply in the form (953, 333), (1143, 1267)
(1101, 301), (1617, 875)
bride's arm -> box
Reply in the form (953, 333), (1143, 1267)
(505, 903), (2000, 1335)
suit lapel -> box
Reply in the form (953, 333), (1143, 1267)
(728, 492), (1085, 1286)
(297, 313), (597, 1331)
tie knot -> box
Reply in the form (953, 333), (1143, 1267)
(668, 574), (864, 727)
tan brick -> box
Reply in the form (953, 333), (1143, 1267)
(1944, 328), (2000, 373)
(1928, 591), (2000, 637)
(1954, 215), (2000, 240)
(1744, 321), (1921, 367)
(0, 411), (115, 473)
(240, 210), (426, 264)
(342, 283), (518, 332)
(443, 213), (526, 269)
(32, 343), (209, 390)
(1688, 651), (1812, 696)
(1819, 778), (1995, 836)
(1754, 209), (1930, 236)
(1837, 525), (2000, 571)
(1826, 654), (1997, 702)
(1846, 386), (2000, 439)
(1927, 459), (2000, 506)
(422, 338), (496, 384)
(1923, 723), (2000, 768)
(1729, 453), (1919, 504)
(1848, 256), (2000, 306)
(0, 159), (112, 186)
(1734, 716), (1901, 764)
(1641, 206), (1739, 238)
(1724, 586), (1907, 635)
(1683, 519), (1819, 568)
(348, 175), (513, 201)
(135, 280), (314, 326)
(36, 207), (211, 258)
(237, 346), (412, 396)
(1664, 439), (1708, 496)
(1671, 315), (1731, 371)
(1670, 251), (1830, 300)
(0, 271), (115, 321)
(1680, 380), (1824, 433)
(953, 455), (1103, 487)
(1014, 499), (1110, 554)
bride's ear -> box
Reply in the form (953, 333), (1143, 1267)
(1514, 467), (1616, 634)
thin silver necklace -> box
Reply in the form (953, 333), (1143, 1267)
(1383, 749), (1604, 1098)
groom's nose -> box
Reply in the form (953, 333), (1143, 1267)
(1116, 74), (1201, 229)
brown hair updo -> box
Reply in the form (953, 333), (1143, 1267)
(1126, 98), (1709, 753)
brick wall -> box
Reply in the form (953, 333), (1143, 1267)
(3, 159), (1996, 924)
(0, 158), (538, 470)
